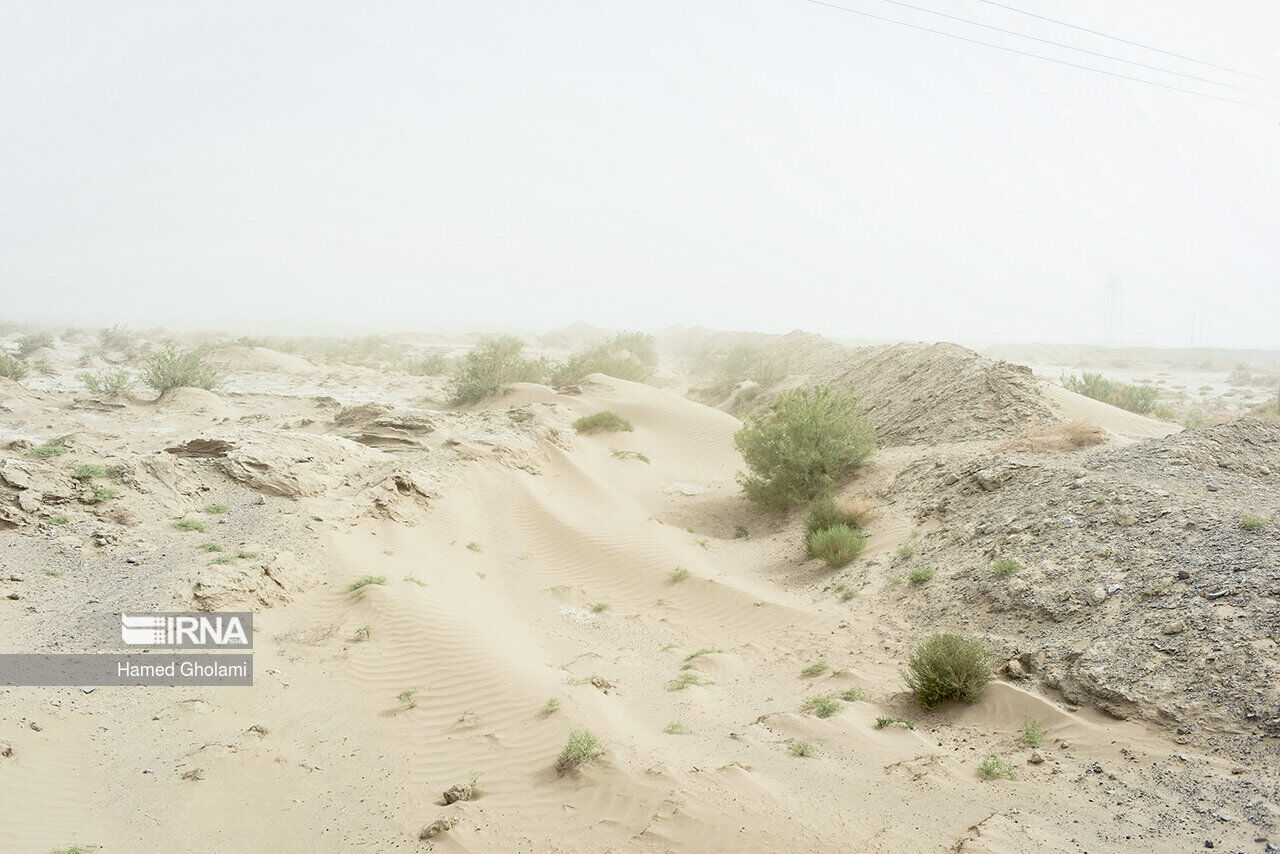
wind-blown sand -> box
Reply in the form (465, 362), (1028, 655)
(1, 335), (1276, 853)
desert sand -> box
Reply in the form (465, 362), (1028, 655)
(1, 329), (1277, 853)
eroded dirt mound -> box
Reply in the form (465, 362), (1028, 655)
(891, 417), (1280, 753)
(757, 333), (1055, 444)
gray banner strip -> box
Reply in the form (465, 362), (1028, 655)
(0, 654), (253, 686)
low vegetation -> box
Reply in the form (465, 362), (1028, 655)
(542, 698), (562, 715)
(804, 495), (874, 535)
(353, 625), (372, 640)
(142, 345), (222, 392)
(978, 755), (1018, 781)
(555, 728), (603, 774)
(573, 411), (633, 434)
(398, 688), (421, 709)
(197, 542), (223, 552)
(839, 685), (867, 702)
(874, 716), (916, 730)
(806, 524), (866, 567)
(1019, 716), (1045, 747)
(348, 575), (388, 593)
(79, 367), (134, 395)
(16, 332), (53, 357)
(991, 557), (1021, 577)
(666, 671), (714, 691)
(1241, 515), (1268, 532)
(800, 660), (829, 678)
(449, 336), (547, 405)
(202, 503), (229, 514)
(1062, 372), (1159, 415)
(734, 386), (877, 509)
(29, 436), (72, 458)
(802, 695), (842, 718)
(172, 518), (207, 532)
(550, 332), (655, 386)
(908, 566), (936, 584)
(71, 464), (108, 481)
(664, 720), (691, 734)
(903, 632), (994, 709)
(790, 741), (817, 757)
(0, 353), (31, 381)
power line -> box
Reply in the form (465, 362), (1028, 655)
(973, 0), (1279, 85)
(796, 0), (1274, 111)
(870, 0), (1273, 98)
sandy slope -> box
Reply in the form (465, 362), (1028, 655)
(0, 373), (1265, 853)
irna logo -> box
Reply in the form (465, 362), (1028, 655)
(121, 612), (253, 649)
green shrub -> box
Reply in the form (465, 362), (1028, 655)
(573, 411), (634, 434)
(202, 504), (229, 514)
(142, 345), (222, 391)
(978, 755), (1017, 780)
(403, 354), (452, 376)
(172, 518), (207, 532)
(449, 337), (546, 405)
(807, 524), (866, 567)
(791, 741), (817, 757)
(79, 368), (134, 395)
(71, 464), (108, 481)
(555, 728), (603, 774)
(89, 486), (118, 503)
(802, 695), (842, 718)
(908, 567), (936, 584)
(800, 660), (829, 678)
(197, 542), (223, 552)
(839, 685), (867, 702)
(903, 632), (994, 709)
(542, 697), (562, 715)
(1018, 716), (1045, 747)
(1061, 372), (1158, 415)
(0, 353), (30, 381)
(733, 524), (749, 539)
(1242, 515), (1268, 532)
(804, 495), (873, 535)
(896, 543), (915, 559)
(551, 332), (656, 386)
(734, 387), (876, 508)
(29, 436), (72, 457)
(16, 332), (53, 357)
(991, 557), (1021, 577)
(666, 671), (713, 691)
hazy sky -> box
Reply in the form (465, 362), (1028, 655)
(2, 1), (1277, 347)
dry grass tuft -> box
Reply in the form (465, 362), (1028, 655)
(999, 420), (1108, 452)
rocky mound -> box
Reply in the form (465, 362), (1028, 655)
(756, 333), (1056, 445)
(891, 417), (1280, 754)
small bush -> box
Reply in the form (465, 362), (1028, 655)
(398, 688), (421, 708)
(0, 354), (31, 381)
(669, 568), (689, 583)
(29, 436), (71, 457)
(839, 685), (867, 702)
(236, 550), (259, 560)
(908, 567), (936, 584)
(978, 756), (1017, 781)
(71, 464), (108, 481)
(664, 720), (691, 735)
(354, 625), (372, 640)
(202, 504), (229, 514)
(874, 716), (916, 730)
(807, 525), (866, 567)
(348, 574), (388, 593)
(142, 345), (222, 392)
(555, 728), (603, 774)
(1062, 372), (1158, 415)
(402, 354), (452, 376)
(172, 518), (207, 532)
(542, 698), (562, 715)
(550, 332), (655, 386)
(48, 515), (70, 525)
(800, 660), (829, 678)
(802, 695), (842, 718)
(896, 543), (915, 560)
(79, 368), (134, 395)
(573, 411), (633, 434)
(1018, 716), (1045, 747)
(1242, 515), (1268, 532)
(791, 741), (817, 757)
(734, 387), (876, 509)
(210, 555), (235, 565)
(733, 524), (749, 539)
(466, 541), (483, 553)
(197, 542), (224, 552)
(16, 332), (53, 357)
(903, 632), (994, 709)
(449, 336), (546, 405)
(804, 495), (874, 535)
(991, 557), (1021, 577)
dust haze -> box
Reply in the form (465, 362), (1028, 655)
(2, 3), (1279, 854)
